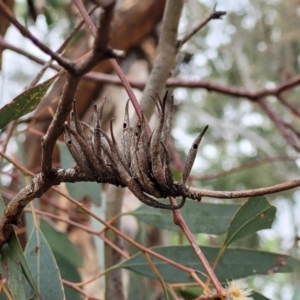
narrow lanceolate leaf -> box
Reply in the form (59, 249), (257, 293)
(40, 220), (82, 268)
(224, 196), (276, 248)
(8, 231), (41, 299)
(25, 227), (65, 300)
(0, 193), (40, 298)
(1, 244), (27, 300)
(0, 76), (56, 130)
(117, 246), (298, 284)
(130, 200), (239, 235)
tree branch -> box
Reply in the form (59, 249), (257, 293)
(177, 6), (226, 48)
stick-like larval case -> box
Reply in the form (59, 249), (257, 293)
(64, 93), (207, 210)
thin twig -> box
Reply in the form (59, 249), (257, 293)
(169, 197), (224, 294)
(4, 39), (300, 104)
(73, 0), (147, 131)
(29, 4), (99, 87)
(277, 93), (300, 118)
(62, 279), (101, 300)
(0, 2), (74, 72)
(0, 121), (15, 167)
(178, 6), (226, 47)
(23, 208), (129, 259)
(191, 155), (298, 181)
(258, 98), (300, 151)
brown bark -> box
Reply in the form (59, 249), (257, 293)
(24, 0), (166, 170)
(0, 0), (14, 69)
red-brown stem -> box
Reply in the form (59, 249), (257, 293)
(73, 0), (151, 134)
(169, 196), (224, 295)
(62, 279), (100, 300)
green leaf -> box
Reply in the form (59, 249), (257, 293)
(0, 76), (56, 130)
(130, 200), (239, 234)
(53, 252), (82, 300)
(0, 193), (40, 298)
(57, 142), (102, 205)
(117, 246), (298, 284)
(40, 219), (82, 268)
(252, 292), (271, 300)
(25, 226), (65, 300)
(224, 196), (277, 247)
(8, 231), (41, 299)
(1, 244), (27, 300)
(127, 272), (153, 300)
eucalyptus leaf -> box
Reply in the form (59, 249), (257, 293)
(53, 252), (82, 300)
(25, 227), (65, 300)
(1, 244), (27, 300)
(8, 231), (41, 299)
(40, 219), (82, 268)
(117, 246), (298, 284)
(0, 194), (40, 298)
(130, 200), (239, 234)
(224, 196), (276, 247)
(0, 76), (56, 130)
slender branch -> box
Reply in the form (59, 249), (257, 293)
(138, 0), (184, 120)
(258, 98), (300, 151)
(29, 4), (99, 87)
(40, 75), (81, 173)
(4, 38), (300, 104)
(41, 1), (119, 175)
(1, 148), (300, 208)
(182, 178), (300, 199)
(0, 35), (61, 72)
(0, 1), (75, 72)
(62, 279), (101, 300)
(73, 0), (145, 127)
(178, 7), (226, 47)
(191, 155), (298, 181)
(24, 208), (129, 259)
(0, 121), (15, 167)
(169, 195), (222, 294)
(277, 93), (300, 118)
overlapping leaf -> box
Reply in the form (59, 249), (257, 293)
(1, 244), (27, 300)
(117, 245), (298, 284)
(25, 226), (65, 300)
(0, 194), (40, 298)
(130, 200), (239, 234)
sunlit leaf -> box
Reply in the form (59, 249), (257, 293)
(117, 246), (298, 284)
(0, 76), (56, 130)
(25, 227), (65, 300)
(130, 200), (239, 234)
(224, 196), (276, 247)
